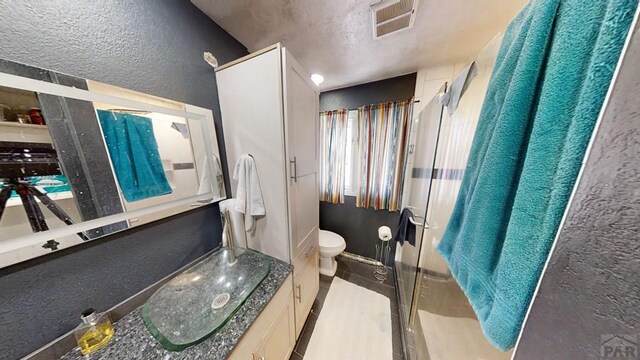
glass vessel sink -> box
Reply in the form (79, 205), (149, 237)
(142, 247), (271, 351)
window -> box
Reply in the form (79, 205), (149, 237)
(344, 110), (359, 196)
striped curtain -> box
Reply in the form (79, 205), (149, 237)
(319, 109), (349, 204)
(356, 99), (413, 211)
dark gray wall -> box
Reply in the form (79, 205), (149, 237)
(0, 1), (247, 358)
(515, 22), (640, 360)
(0, 0), (246, 192)
(320, 73), (417, 111)
(320, 197), (400, 262)
(0, 207), (220, 360)
(318, 73), (416, 262)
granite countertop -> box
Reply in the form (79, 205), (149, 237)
(60, 256), (293, 360)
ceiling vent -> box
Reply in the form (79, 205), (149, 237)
(371, 0), (418, 39)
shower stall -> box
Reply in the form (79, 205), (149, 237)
(394, 36), (506, 360)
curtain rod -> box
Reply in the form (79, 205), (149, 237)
(339, 99), (420, 112)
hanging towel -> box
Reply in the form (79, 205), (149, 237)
(197, 155), (212, 195)
(212, 155), (224, 196)
(97, 110), (172, 202)
(395, 208), (416, 246)
(437, 0), (637, 351)
(197, 155), (225, 196)
(233, 154), (265, 232)
(442, 61), (478, 115)
(170, 122), (189, 139)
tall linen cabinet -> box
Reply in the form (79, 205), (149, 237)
(216, 44), (320, 340)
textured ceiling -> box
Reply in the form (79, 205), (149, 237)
(192, 0), (527, 90)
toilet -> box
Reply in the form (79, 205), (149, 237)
(318, 230), (347, 277)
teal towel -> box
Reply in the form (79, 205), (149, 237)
(98, 110), (172, 202)
(437, 0), (637, 351)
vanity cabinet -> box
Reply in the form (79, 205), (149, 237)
(216, 43), (319, 339)
(229, 274), (296, 360)
(293, 246), (319, 337)
(254, 294), (296, 360)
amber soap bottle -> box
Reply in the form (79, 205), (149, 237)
(73, 308), (115, 355)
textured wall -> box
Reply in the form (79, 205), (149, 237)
(318, 74), (416, 261)
(320, 197), (400, 262)
(320, 73), (417, 111)
(0, 1), (247, 358)
(514, 21), (640, 360)
(0, 0), (248, 193)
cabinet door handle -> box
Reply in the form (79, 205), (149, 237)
(290, 156), (297, 182)
(295, 284), (302, 303)
(305, 245), (316, 259)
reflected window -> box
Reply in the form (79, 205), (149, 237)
(344, 109), (358, 196)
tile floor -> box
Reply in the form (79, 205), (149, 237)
(289, 256), (404, 360)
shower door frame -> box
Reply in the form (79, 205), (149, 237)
(395, 82), (447, 360)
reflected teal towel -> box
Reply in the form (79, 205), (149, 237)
(97, 110), (172, 202)
(437, 0), (637, 351)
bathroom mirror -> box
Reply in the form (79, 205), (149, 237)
(0, 59), (225, 268)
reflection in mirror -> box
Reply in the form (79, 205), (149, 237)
(0, 62), (225, 267)
(88, 81), (225, 226)
(87, 81), (226, 216)
(0, 85), (126, 252)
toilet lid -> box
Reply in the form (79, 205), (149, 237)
(319, 230), (345, 248)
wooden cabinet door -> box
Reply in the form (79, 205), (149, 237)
(288, 172), (319, 261)
(255, 294), (296, 360)
(282, 47), (319, 179)
(293, 247), (320, 338)
(282, 47), (320, 262)
(281, 47), (320, 341)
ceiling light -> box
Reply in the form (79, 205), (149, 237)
(310, 74), (324, 86)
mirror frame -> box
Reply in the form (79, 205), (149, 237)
(0, 71), (226, 267)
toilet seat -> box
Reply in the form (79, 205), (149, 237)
(319, 230), (346, 250)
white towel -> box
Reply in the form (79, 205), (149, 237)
(197, 156), (212, 195)
(446, 61), (478, 115)
(233, 154), (265, 232)
(197, 155), (224, 197)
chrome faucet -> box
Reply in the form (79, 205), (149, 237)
(221, 209), (237, 265)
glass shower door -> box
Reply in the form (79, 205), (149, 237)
(395, 84), (446, 353)
(410, 34), (507, 360)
